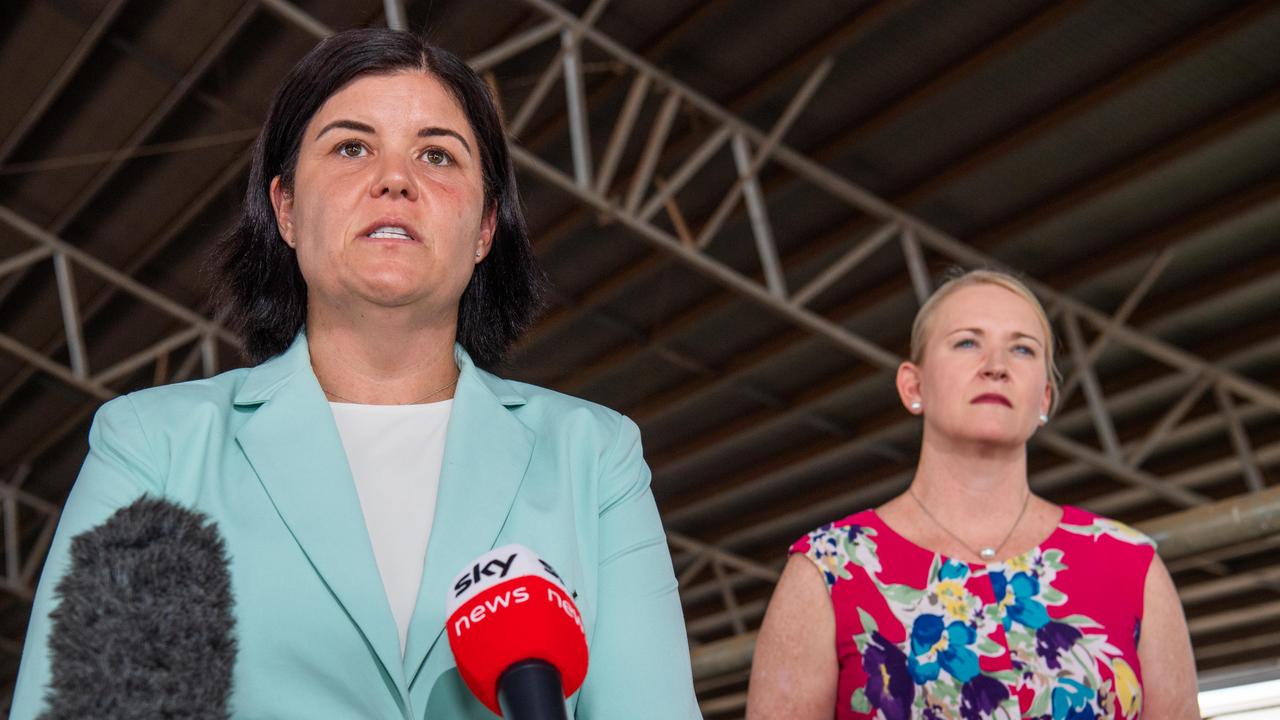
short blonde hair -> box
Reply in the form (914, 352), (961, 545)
(909, 268), (1062, 413)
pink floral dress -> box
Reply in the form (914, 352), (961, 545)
(790, 506), (1154, 720)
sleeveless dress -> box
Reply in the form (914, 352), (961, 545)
(790, 506), (1155, 720)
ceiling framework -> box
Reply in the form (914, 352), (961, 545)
(1, 0), (1278, 715)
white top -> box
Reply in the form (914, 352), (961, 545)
(329, 399), (452, 655)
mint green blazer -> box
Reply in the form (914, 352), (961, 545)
(12, 335), (701, 719)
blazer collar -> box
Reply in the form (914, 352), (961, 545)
(233, 334), (408, 707)
(402, 344), (535, 686)
(233, 335), (536, 694)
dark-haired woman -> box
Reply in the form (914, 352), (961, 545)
(13, 29), (700, 719)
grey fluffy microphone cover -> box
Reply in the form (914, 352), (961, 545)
(39, 497), (236, 720)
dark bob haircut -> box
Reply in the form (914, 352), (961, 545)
(212, 28), (543, 370)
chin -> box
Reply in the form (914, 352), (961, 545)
(352, 276), (428, 307)
(943, 422), (1028, 449)
(968, 433), (1028, 450)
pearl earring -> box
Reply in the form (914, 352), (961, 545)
(1039, 413), (1049, 424)
(910, 402), (921, 412)
(475, 250), (482, 258)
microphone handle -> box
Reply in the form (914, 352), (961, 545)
(497, 659), (570, 720)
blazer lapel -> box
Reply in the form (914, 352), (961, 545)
(232, 335), (407, 698)
(403, 346), (535, 686)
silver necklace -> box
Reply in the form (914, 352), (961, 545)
(322, 375), (457, 405)
(907, 486), (1031, 562)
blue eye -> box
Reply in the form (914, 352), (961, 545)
(954, 338), (977, 349)
(422, 148), (453, 166)
(337, 141), (367, 158)
(1013, 344), (1037, 357)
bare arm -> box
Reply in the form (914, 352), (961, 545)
(746, 554), (837, 720)
(1138, 553), (1199, 718)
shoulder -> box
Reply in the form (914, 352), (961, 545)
(122, 368), (250, 411)
(89, 369), (253, 458)
(1056, 505), (1157, 549)
(485, 372), (635, 444)
(788, 510), (881, 589)
(1051, 506), (1157, 589)
(477, 372), (649, 500)
(506, 376), (622, 418)
(109, 368), (251, 428)
(790, 510), (879, 555)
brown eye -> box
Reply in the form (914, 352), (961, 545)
(423, 148), (452, 166)
(337, 141), (367, 158)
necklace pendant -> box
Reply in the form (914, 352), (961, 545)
(979, 547), (997, 561)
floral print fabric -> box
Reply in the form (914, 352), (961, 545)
(791, 506), (1154, 719)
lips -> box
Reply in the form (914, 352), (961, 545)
(971, 393), (1012, 407)
(358, 218), (420, 243)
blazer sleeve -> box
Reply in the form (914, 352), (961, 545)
(10, 396), (165, 719)
(574, 415), (702, 720)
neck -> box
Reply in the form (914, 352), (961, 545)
(910, 430), (1030, 520)
(306, 304), (459, 405)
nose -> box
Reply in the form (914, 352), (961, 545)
(981, 352), (1009, 381)
(370, 154), (419, 201)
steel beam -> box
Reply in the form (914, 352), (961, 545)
(0, 206), (238, 403)
(694, 57), (834, 250)
(0, 480), (61, 603)
(1126, 371), (1212, 468)
(636, 126), (733, 223)
(594, 72), (652, 197)
(1143, 484), (1280, 561)
(793, 222), (898, 307)
(1061, 308), (1123, 462)
(0, 1), (258, 334)
(499, 0), (1280, 445)
(899, 226), (931, 306)
(258, 0), (333, 38)
(51, 252), (88, 378)
(0, 0), (130, 165)
(875, 0), (1277, 223)
(469, 20), (561, 73)
(383, 0), (408, 31)
(49, 3), (258, 236)
(1215, 383), (1268, 492)
(0, 152), (251, 422)
(0, 207), (233, 343)
(731, 133), (785, 298)
(1058, 248), (1174, 405)
(560, 28), (593, 190)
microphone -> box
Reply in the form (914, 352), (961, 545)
(38, 496), (236, 720)
(446, 544), (588, 720)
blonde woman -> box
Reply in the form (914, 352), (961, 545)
(748, 270), (1198, 719)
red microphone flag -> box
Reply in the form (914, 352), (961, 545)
(446, 544), (589, 716)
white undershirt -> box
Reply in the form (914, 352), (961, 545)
(329, 400), (452, 656)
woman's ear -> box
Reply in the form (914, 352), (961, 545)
(897, 361), (924, 414)
(474, 205), (497, 263)
(269, 176), (295, 248)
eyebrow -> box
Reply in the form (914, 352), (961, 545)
(315, 119), (374, 140)
(313, 120), (473, 158)
(419, 127), (472, 157)
(947, 327), (1044, 346)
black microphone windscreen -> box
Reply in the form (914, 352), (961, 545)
(38, 497), (236, 720)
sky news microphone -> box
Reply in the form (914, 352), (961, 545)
(446, 544), (588, 720)
(38, 497), (236, 720)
